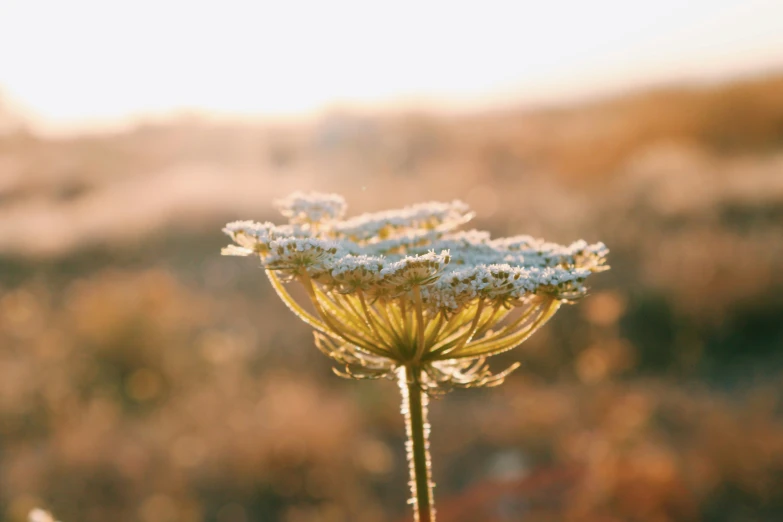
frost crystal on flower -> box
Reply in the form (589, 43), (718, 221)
(334, 200), (473, 243)
(222, 192), (608, 391)
(274, 191), (348, 225)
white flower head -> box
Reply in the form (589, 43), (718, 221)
(223, 192), (609, 390)
(381, 250), (450, 294)
(334, 200), (473, 243)
(222, 221), (279, 255)
(331, 254), (387, 293)
(275, 191), (347, 225)
(264, 237), (341, 282)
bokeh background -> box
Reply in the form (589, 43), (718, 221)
(1, 1), (783, 521)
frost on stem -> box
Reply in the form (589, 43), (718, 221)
(399, 367), (435, 522)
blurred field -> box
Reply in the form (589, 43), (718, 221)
(1, 73), (783, 522)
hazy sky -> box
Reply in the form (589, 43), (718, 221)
(1, 0), (782, 131)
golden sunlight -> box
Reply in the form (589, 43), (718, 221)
(1, 0), (782, 133)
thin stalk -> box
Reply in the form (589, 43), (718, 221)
(337, 293), (393, 351)
(451, 299), (561, 358)
(357, 291), (388, 340)
(428, 300), (485, 357)
(399, 366), (435, 522)
(472, 301), (508, 339)
(400, 297), (413, 348)
(299, 273), (389, 357)
(377, 298), (406, 347)
(413, 285), (426, 361)
(265, 270), (328, 333)
(439, 298), (544, 358)
(423, 312), (445, 348)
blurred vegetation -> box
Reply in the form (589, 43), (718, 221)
(1, 74), (782, 522)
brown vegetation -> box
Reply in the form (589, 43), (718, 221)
(1, 73), (782, 521)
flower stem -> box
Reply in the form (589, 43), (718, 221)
(399, 366), (435, 522)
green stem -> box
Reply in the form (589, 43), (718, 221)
(399, 366), (435, 522)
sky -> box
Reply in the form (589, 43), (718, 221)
(1, 0), (782, 132)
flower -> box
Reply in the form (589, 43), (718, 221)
(223, 192), (610, 521)
(222, 192), (609, 392)
(274, 191), (347, 225)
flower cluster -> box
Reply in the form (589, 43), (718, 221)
(223, 191), (608, 391)
(274, 191), (347, 225)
